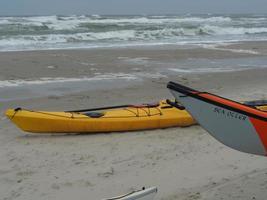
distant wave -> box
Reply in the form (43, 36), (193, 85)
(0, 73), (137, 88)
(0, 72), (166, 88)
(0, 14), (267, 51)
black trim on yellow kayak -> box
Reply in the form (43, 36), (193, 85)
(65, 104), (131, 113)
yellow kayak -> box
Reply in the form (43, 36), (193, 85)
(5, 100), (196, 134)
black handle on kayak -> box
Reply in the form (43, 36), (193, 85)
(243, 100), (267, 107)
(65, 104), (131, 113)
(166, 99), (185, 110)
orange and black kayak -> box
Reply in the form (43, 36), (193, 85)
(168, 81), (267, 156)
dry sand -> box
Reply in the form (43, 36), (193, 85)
(1, 41), (267, 200)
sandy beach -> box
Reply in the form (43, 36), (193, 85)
(1, 41), (267, 200)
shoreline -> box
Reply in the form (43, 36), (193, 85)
(1, 39), (267, 110)
(1, 38), (267, 53)
(0, 39), (267, 53)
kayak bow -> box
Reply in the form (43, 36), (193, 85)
(168, 81), (267, 156)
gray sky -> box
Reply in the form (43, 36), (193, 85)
(0, 0), (266, 16)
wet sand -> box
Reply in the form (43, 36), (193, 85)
(1, 41), (267, 200)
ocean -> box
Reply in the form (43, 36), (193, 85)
(1, 14), (267, 51)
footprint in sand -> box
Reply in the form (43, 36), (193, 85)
(97, 167), (114, 178)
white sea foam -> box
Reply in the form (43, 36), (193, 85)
(0, 14), (267, 51)
(0, 72), (167, 88)
(134, 72), (167, 79)
(201, 25), (267, 35)
(168, 67), (244, 73)
(213, 47), (259, 55)
(84, 16), (232, 25)
(3, 25), (266, 49)
(202, 44), (260, 55)
(0, 73), (137, 88)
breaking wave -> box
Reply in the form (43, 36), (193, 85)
(0, 14), (267, 51)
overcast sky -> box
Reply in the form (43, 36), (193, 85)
(0, 0), (266, 16)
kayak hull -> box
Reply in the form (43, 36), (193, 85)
(168, 82), (267, 156)
(5, 100), (196, 134)
(104, 187), (157, 200)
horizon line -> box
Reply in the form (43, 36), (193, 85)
(0, 12), (267, 17)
